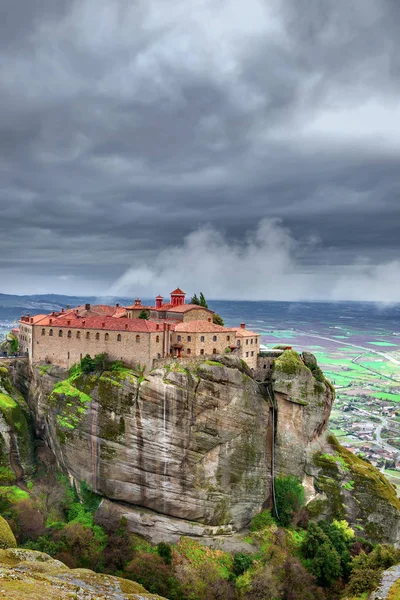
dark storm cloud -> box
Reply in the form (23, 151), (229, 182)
(1, 0), (400, 298)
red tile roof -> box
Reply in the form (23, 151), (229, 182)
(33, 315), (166, 333)
(174, 320), (235, 333)
(170, 287), (185, 295)
(231, 327), (259, 337)
(166, 304), (213, 314)
(155, 295), (164, 299)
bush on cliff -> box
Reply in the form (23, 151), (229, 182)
(274, 475), (305, 526)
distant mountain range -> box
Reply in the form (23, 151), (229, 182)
(0, 293), (138, 322)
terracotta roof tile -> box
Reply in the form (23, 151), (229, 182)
(33, 315), (165, 333)
(170, 287), (185, 295)
(166, 304), (213, 314)
(231, 327), (259, 337)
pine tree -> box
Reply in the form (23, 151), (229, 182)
(190, 293), (200, 305)
(199, 292), (208, 308)
(138, 310), (149, 320)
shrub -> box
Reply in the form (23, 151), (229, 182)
(310, 541), (341, 587)
(232, 552), (254, 576)
(250, 509), (275, 531)
(274, 475), (305, 526)
(157, 541), (172, 565)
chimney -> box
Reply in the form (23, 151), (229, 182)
(61, 308), (64, 313)
(49, 319), (53, 325)
(155, 295), (163, 309)
(30, 318), (33, 324)
(208, 317), (211, 322)
(240, 323), (246, 329)
(116, 303), (119, 308)
(102, 322), (105, 328)
(156, 323), (160, 330)
(125, 323), (128, 329)
(82, 320), (86, 326)
(134, 298), (142, 307)
(67, 320), (71, 325)
(27, 313), (30, 319)
(85, 303), (90, 311)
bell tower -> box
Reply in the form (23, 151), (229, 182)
(170, 287), (185, 307)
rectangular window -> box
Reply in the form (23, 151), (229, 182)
(251, 351), (254, 356)
(200, 336), (205, 342)
(246, 352), (249, 357)
(251, 338), (253, 344)
(246, 339), (248, 345)
(177, 335), (181, 342)
(187, 336), (191, 342)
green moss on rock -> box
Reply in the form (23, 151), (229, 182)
(0, 516), (16, 549)
(275, 350), (307, 376)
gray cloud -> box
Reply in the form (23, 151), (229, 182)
(0, 0), (399, 297)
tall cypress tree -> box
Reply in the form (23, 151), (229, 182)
(199, 292), (208, 308)
(190, 293), (200, 305)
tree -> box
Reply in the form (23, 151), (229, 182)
(310, 541), (341, 587)
(138, 310), (149, 320)
(157, 541), (172, 565)
(232, 552), (254, 576)
(199, 292), (208, 308)
(190, 293), (200, 305)
(274, 475), (305, 526)
(212, 313), (224, 326)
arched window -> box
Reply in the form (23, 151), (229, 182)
(117, 334), (121, 342)
(200, 349), (205, 355)
(41, 328), (45, 336)
(177, 335), (181, 342)
(86, 332), (90, 339)
(200, 336), (205, 342)
(49, 329), (53, 337)
(213, 335), (217, 342)
(67, 330), (72, 338)
(187, 335), (191, 342)
(236, 340), (240, 347)
(136, 335), (140, 344)
(77, 331), (81, 339)
(59, 330), (63, 337)
(156, 335), (159, 343)
(105, 333), (109, 341)
(157, 353), (161, 359)
(226, 335), (230, 341)
(187, 348), (191, 355)
(212, 348), (217, 354)
(95, 332), (100, 340)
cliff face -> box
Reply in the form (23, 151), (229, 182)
(7, 352), (400, 546)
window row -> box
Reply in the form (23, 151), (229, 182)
(245, 338), (257, 345)
(183, 348), (217, 355)
(42, 329), (143, 343)
(245, 351), (255, 357)
(176, 335), (231, 343)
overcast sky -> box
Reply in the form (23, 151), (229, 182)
(1, 0), (400, 301)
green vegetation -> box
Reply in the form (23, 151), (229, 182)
(0, 515), (17, 549)
(274, 474), (305, 526)
(190, 291), (225, 326)
(250, 509), (275, 531)
(275, 349), (307, 375)
(138, 310), (149, 319)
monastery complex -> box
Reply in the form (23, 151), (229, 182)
(18, 288), (260, 370)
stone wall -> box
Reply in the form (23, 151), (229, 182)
(31, 326), (166, 370)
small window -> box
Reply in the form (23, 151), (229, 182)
(156, 335), (159, 343)
(77, 331), (81, 339)
(41, 328), (45, 336)
(105, 333), (109, 341)
(177, 335), (181, 342)
(136, 335), (140, 343)
(86, 332), (90, 339)
(49, 329), (53, 337)
(246, 339), (248, 345)
(59, 330), (63, 337)
(200, 336), (205, 342)
(213, 335), (217, 342)
(251, 351), (254, 356)
(187, 335), (191, 342)
(67, 351), (70, 359)
(246, 352), (249, 357)
(117, 334), (121, 342)
(236, 340), (240, 347)
(251, 338), (253, 344)
(187, 348), (191, 355)
(226, 335), (230, 341)
(68, 330), (72, 338)
(200, 349), (205, 355)
(96, 332), (100, 340)
(157, 353), (161, 359)
(212, 348), (217, 354)
(263, 364), (267, 369)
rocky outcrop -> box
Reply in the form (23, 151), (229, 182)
(0, 548), (166, 599)
(8, 351), (400, 546)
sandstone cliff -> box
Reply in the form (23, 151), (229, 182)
(6, 351), (400, 546)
